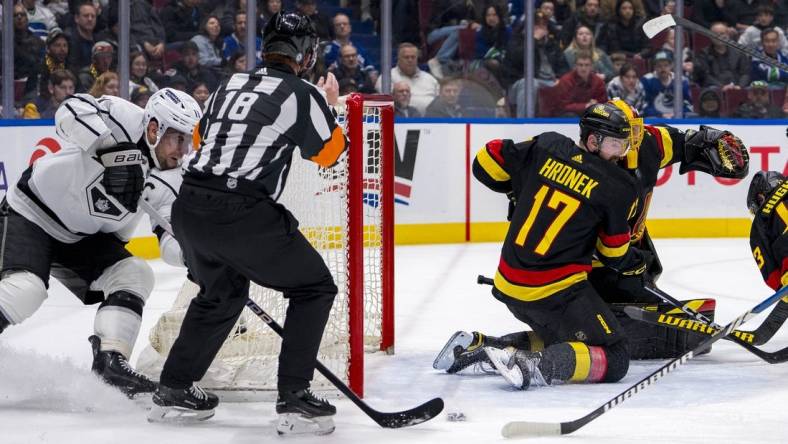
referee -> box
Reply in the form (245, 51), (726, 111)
(149, 13), (346, 435)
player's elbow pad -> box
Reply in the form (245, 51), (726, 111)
(160, 234), (186, 268)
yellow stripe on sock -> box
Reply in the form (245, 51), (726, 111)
(568, 342), (591, 382)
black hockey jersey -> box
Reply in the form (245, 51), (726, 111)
(473, 132), (643, 302)
(750, 180), (788, 291)
(184, 62), (347, 199)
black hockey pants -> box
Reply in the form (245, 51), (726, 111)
(160, 182), (337, 392)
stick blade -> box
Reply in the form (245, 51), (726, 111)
(501, 421), (562, 438)
(643, 14), (676, 38)
(374, 397), (444, 428)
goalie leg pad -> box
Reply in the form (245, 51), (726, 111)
(90, 257), (154, 302)
(93, 290), (144, 357)
(0, 270), (48, 324)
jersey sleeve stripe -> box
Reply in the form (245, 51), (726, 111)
(595, 237), (630, 258)
(597, 230), (630, 247)
(309, 126), (347, 168)
(646, 126), (674, 169)
(475, 146), (510, 182)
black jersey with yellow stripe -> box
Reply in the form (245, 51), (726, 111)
(473, 132), (643, 302)
(750, 180), (788, 291)
(623, 125), (687, 243)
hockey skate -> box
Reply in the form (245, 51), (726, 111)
(147, 384), (219, 423)
(484, 347), (548, 390)
(433, 331), (497, 374)
(89, 335), (156, 397)
(275, 388), (336, 436)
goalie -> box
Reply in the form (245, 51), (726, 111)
(435, 99), (750, 387)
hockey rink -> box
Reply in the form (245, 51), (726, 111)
(2, 238), (787, 443)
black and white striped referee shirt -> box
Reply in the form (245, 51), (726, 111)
(184, 63), (347, 199)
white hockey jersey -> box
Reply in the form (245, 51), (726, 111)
(142, 168), (184, 267)
(7, 95), (146, 243)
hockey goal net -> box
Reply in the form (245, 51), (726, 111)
(137, 94), (395, 398)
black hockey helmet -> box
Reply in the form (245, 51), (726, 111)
(747, 170), (785, 215)
(579, 101), (638, 153)
(263, 12), (319, 71)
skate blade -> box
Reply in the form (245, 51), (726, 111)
(276, 413), (335, 436)
(484, 347), (524, 390)
(433, 331), (473, 370)
(147, 404), (215, 423)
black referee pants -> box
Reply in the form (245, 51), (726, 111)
(160, 183), (337, 392)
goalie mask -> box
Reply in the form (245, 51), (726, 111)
(262, 12), (319, 72)
(143, 88), (202, 170)
(747, 170), (786, 215)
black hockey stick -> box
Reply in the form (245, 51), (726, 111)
(642, 14), (788, 72)
(243, 299), (444, 428)
(501, 285), (788, 438)
(739, 298), (788, 346)
(623, 306), (788, 364)
(141, 200), (445, 428)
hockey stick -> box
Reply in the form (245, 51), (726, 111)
(739, 298), (788, 346)
(642, 14), (788, 72)
(501, 285), (788, 438)
(624, 306), (788, 364)
(143, 199), (445, 428)
(244, 299), (445, 428)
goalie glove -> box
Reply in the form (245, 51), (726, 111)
(680, 125), (749, 179)
(97, 142), (147, 212)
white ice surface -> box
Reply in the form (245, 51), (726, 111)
(2, 239), (787, 443)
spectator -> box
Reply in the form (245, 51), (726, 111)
(88, 70), (119, 97)
(338, 78), (359, 95)
(129, 0), (165, 66)
(38, 28), (69, 99)
(392, 81), (421, 118)
(375, 43), (439, 114)
(564, 25), (614, 80)
(191, 15), (223, 68)
(224, 51), (248, 79)
(129, 50), (159, 93)
(505, 15), (569, 117)
(166, 73), (190, 92)
(750, 28), (788, 87)
(728, 0), (788, 31)
(641, 49), (693, 118)
(661, 28), (693, 78)
(694, 22), (751, 90)
(13, 2), (44, 99)
(222, 11), (261, 65)
(697, 87), (722, 117)
(259, 0), (282, 31)
(22, 0), (58, 41)
(22, 69), (76, 119)
(66, 1), (97, 72)
(131, 85), (152, 108)
(738, 6), (788, 52)
(695, 0), (737, 30)
(170, 41), (220, 91)
(472, 4), (511, 77)
(734, 80), (783, 118)
(552, 0), (576, 24)
(330, 44), (376, 93)
(553, 50), (608, 116)
(425, 78), (463, 118)
(161, 0), (205, 44)
(538, 0), (560, 34)
(324, 13), (375, 70)
(599, 0), (648, 57)
(609, 52), (627, 74)
(599, 0), (645, 21)
(295, 0), (332, 41)
(427, 0), (482, 29)
(606, 62), (645, 114)
(190, 81), (210, 110)
(559, 0), (604, 48)
(77, 40), (114, 93)
(220, 0), (263, 37)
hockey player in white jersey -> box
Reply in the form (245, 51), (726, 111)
(0, 88), (201, 396)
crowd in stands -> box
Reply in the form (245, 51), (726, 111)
(4, 0), (788, 119)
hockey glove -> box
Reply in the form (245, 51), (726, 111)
(681, 125), (749, 179)
(615, 249), (655, 301)
(97, 142), (146, 212)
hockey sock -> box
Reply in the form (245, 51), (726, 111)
(538, 341), (629, 384)
(484, 331), (543, 351)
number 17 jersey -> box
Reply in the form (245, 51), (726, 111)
(473, 132), (643, 303)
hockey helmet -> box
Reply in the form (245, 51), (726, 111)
(579, 101), (632, 153)
(143, 88), (202, 169)
(747, 170), (785, 215)
(262, 12), (319, 71)
(608, 98), (644, 169)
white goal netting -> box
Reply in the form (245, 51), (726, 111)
(137, 95), (393, 397)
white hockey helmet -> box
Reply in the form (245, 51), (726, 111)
(143, 88), (202, 169)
